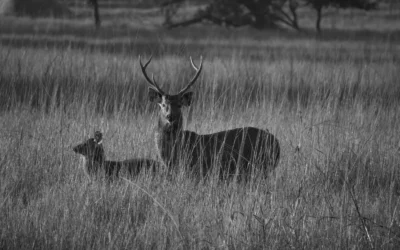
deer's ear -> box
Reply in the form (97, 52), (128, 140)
(148, 88), (162, 103)
(181, 92), (193, 106)
(94, 131), (102, 143)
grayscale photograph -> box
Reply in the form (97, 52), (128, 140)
(0, 0), (399, 249)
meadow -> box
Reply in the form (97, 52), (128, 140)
(1, 3), (400, 249)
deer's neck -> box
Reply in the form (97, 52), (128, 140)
(82, 149), (106, 176)
(155, 117), (184, 165)
(157, 117), (183, 137)
(93, 148), (105, 164)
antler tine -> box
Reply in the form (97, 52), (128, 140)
(139, 55), (164, 94)
(178, 56), (203, 95)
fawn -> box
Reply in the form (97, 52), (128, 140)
(73, 131), (160, 180)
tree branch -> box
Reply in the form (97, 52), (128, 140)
(164, 16), (205, 28)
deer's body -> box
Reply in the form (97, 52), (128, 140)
(140, 56), (280, 179)
(73, 131), (160, 180)
(155, 118), (279, 178)
(78, 155), (159, 179)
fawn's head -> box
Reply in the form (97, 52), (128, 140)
(73, 131), (105, 162)
(139, 56), (203, 128)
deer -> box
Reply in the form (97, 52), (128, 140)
(72, 131), (161, 180)
(139, 56), (280, 180)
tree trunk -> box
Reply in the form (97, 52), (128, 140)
(89, 0), (101, 28)
(315, 6), (322, 33)
(289, 1), (299, 30)
(253, 12), (278, 29)
(254, 13), (266, 29)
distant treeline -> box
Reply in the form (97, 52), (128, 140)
(63, 0), (396, 32)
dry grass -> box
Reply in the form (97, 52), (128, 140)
(1, 8), (400, 249)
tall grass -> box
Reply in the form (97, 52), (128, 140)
(1, 25), (400, 249)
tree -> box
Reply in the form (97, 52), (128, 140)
(162, 0), (301, 30)
(161, 0), (185, 27)
(87, 0), (101, 28)
(305, 0), (377, 32)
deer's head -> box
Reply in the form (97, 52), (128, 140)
(139, 56), (203, 129)
(73, 131), (105, 162)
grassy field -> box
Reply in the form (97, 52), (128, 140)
(1, 4), (400, 249)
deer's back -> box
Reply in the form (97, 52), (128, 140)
(187, 127), (280, 176)
(210, 127), (279, 159)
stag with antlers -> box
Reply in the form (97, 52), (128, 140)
(139, 56), (280, 180)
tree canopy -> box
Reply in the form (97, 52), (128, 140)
(304, 0), (377, 32)
(163, 0), (300, 30)
(161, 0), (378, 32)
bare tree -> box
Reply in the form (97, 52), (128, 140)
(162, 0), (302, 30)
(305, 0), (378, 32)
(161, 0), (185, 27)
(87, 0), (101, 28)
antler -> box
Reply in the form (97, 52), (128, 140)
(177, 56), (203, 95)
(139, 55), (165, 95)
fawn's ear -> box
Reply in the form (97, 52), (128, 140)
(94, 131), (103, 144)
(148, 88), (162, 103)
(180, 92), (193, 106)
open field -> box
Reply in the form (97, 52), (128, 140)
(1, 4), (400, 249)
